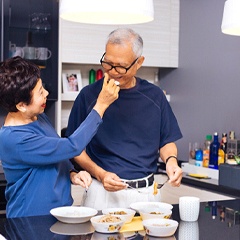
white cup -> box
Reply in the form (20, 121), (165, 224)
(23, 47), (38, 60)
(178, 221), (199, 240)
(37, 47), (52, 60)
(179, 196), (200, 222)
(13, 47), (24, 58)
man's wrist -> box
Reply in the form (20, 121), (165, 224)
(165, 156), (178, 165)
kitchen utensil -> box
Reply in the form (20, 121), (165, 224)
(81, 188), (88, 206)
(157, 178), (169, 189)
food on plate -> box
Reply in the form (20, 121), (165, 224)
(98, 215), (122, 223)
(109, 211), (127, 215)
(152, 223), (171, 227)
(150, 211), (163, 214)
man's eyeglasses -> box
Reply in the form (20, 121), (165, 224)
(100, 52), (139, 74)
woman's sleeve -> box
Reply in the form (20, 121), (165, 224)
(16, 110), (102, 166)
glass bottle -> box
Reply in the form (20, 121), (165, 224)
(203, 135), (212, 168)
(209, 132), (220, 169)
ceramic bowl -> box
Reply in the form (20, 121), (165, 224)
(130, 202), (173, 213)
(102, 207), (136, 223)
(142, 218), (178, 237)
(50, 206), (98, 224)
(139, 207), (172, 220)
(90, 214), (125, 233)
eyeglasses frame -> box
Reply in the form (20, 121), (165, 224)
(100, 52), (139, 74)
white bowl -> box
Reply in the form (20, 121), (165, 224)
(50, 206), (98, 224)
(90, 214), (125, 233)
(130, 202), (173, 213)
(142, 218), (178, 237)
(102, 207), (136, 223)
(140, 207), (172, 220)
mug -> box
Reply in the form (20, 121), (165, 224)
(13, 47), (24, 58)
(9, 43), (16, 57)
(37, 47), (52, 60)
(23, 47), (38, 60)
(179, 196), (200, 222)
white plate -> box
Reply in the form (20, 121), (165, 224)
(50, 206), (98, 224)
(50, 221), (94, 235)
(130, 202), (173, 213)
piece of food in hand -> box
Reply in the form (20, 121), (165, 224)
(153, 182), (158, 195)
(114, 80), (120, 86)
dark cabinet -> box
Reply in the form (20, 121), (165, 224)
(0, 0), (58, 127)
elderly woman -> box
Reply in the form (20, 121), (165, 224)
(0, 56), (119, 218)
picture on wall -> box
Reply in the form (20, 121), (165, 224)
(62, 70), (82, 94)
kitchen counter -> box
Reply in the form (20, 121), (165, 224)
(157, 162), (240, 198)
(0, 199), (239, 240)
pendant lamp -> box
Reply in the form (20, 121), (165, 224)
(60, 0), (154, 25)
(221, 0), (240, 36)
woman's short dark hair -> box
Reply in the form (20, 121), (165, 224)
(0, 56), (40, 112)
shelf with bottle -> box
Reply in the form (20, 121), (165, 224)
(61, 63), (161, 102)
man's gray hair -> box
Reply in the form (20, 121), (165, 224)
(106, 28), (143, 57)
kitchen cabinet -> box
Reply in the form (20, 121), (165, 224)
(57, 0), (179, 133)
(0, 0), (58, 127)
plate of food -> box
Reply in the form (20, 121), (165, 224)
(142, 218), (178, 237)
(90, 214), (125, 233)
(102, 207), (136, 223)
(50, 206), (98, 224)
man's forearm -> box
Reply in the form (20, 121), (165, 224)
(73, 150), (107, 182)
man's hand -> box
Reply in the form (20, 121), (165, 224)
(166, 158), (183, 187)
(100, 171), (127, 192)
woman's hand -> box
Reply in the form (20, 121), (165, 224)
(93, 73), (120, 118)
(70, 170), (92, 188)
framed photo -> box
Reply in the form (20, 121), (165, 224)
(62, 70), (82, 94)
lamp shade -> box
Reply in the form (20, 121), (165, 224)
(60, 0), (154, 25)
(221, 0), (240, 36)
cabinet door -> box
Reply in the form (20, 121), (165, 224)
(6, 0), (58, 101)
(0, 0), (58, 127)
(60, 0), (179, 67)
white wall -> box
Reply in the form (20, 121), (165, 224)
(160, 0), (240, 161)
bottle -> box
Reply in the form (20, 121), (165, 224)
(195, 147), (203, 167)
(209, 132), (220, 169)
(218, 148), (225, 165)
(89, 69), (96, 84)
(203, 135), (212, 168)
(96, 69), (103, 80)
(218, 133), (227, 165)
(221, 133), (228, 161)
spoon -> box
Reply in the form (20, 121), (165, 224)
(157, 178), (169, 189)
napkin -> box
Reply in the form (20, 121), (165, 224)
(120, 216), (144, 232)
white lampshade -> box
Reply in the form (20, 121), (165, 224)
(221, 0), (240, 36)
(60, 0), (154, 25)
